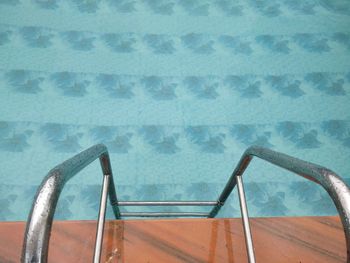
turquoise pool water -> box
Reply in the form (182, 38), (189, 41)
(0, 0), (350, 221)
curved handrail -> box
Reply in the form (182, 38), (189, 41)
(208, 146), (350, 262)
(21, 144), (120, 263)
(22, 144), (350, 262)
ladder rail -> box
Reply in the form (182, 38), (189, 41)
(115, 201), (218, 206)
(21, 144), (120, 263)
(21, 144), (350, 263)
(120, 212), (208, 217)
(208, 146), (350, 263)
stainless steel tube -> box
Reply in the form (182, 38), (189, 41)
(120, 212), (208, 217)
(93, 174), (110, 263)
(208, 146), (350, 262)
(115, 201), (217, 206)
(22, 144), (350, 263)
(21, 144), (120, 263)
(237, 175), (256, 263)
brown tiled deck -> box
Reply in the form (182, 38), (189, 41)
(0, 216), (346, 262)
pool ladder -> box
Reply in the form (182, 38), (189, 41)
(21, 144), (350, 263)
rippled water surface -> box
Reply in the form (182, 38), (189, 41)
(0, 0), (350, 220)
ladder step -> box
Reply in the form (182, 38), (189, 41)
(120, 212), (208, 217)
(114, 201), (218, 206)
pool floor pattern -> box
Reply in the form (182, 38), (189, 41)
(0, 0), (350, 220)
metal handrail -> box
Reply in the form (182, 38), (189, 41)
(208, 146), (350, 263)
(115, 201), (218, 206)
(21, 144), (350, 263)
(21, 144), (120, 263)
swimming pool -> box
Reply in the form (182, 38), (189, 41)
(0, 0), (350, 221)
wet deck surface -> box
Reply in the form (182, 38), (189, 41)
(0, 216), (346, 262)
